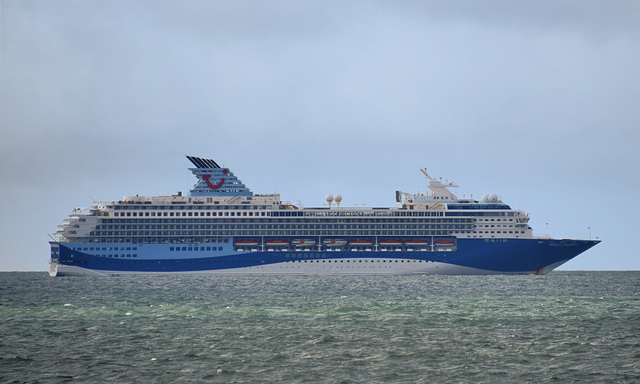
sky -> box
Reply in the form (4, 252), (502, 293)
(1, 0), (639, 271)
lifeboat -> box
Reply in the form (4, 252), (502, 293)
(292, 239), (316, 247)
(322, 239), (348, 247)
(435, 240), (455, 245)
(266, 240), (289, 245)
(379, 239), (403, 245)
(234, 240), (259, 246)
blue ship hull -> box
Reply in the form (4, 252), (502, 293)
(49, 238), (599, 276)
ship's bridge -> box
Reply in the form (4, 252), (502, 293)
(396, 168), (459, 208)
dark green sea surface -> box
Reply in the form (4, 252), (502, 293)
(1, 272), (639, 383)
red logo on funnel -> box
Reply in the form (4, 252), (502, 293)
(202, 169), (228, 189)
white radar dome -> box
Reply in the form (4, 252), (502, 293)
(489, 194), (498, 201)
(326, 195), (334, 205)
(334, 194), (342, 203)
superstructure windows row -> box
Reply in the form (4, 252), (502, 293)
(92, 218), (475, 232)
(100, 217), (470, 224)
(110, 208), (450, 217)
(82, 215), (477, 243)
(60, 201), (529, 244)
(113, 211), (269, 217)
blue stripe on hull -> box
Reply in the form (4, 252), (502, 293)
(450, 239), (598, 272)
(51, 239), (599, 275)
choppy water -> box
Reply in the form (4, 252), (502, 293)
(1, 272), (639, 383)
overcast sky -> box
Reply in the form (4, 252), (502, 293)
(1, 0), (639, 271)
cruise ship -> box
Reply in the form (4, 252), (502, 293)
(49, 156), (599, 276)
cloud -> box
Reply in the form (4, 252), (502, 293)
(1, 0), (639, 270)
(391, 0), (640, 37)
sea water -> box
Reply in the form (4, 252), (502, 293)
(1, 272), (639, 383)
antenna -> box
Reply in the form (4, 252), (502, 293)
(420, 168), (435, 181)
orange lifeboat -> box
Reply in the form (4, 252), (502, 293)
(379, 239), (403, 245)
(234, 240), (259, 246)
(265, 240), (289, 245)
